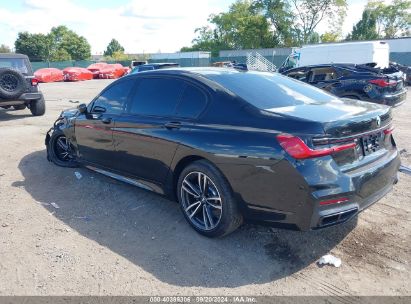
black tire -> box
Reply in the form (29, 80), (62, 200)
(177, 160), (242, 237)
(29, 96), (46, 116)
(47, 129), (78, 168)
(0, 68), (27, 99)
(13, 105), (26, 110)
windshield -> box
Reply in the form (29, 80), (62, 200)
(203, 70), (338, 109)
(0, 58), (29, 74)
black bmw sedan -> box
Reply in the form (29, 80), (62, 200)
(46, 68), (401, 237)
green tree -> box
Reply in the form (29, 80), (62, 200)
(321, 32), (339, 42)
(104, 39), (125, 57)
(181, 0), (273, 55)
(372, 0), (411, 38)
(49, 26), (91, 60)
(289, 0), (347, 44)
(252, 0), (297, 46)
(0, 44), (11, 53)
(15, 26), (91, 61)
(347, 0), (410, 40)
(15, 32), (50, 61)
(346, 8), (379, 40)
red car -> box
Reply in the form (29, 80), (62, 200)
(34, 68), (64, 83)
(99, 64), (125, 79)
(63, 67), (93, 82)
(87, 63), (108, 79)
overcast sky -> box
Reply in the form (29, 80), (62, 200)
(0, 0), (385, 54)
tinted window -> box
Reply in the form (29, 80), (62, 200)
(92, 79), (134, 114)
(130, 78), (185, 116)
(138, 66), (155, 71)
(203, 71), (337, 109)
(309, 67), (338, 82)
(0, 58), (29, 74)
(286, 69), (308, 82)
(176, 85), (207, 118)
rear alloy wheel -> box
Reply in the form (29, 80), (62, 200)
(47, 130), (78, 168)
(181, 171), (223, 231)
(177, 160), (242, 237)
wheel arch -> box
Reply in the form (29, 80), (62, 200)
(171, 155), (207, 199)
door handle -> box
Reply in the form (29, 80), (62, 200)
(164, 121), (181, 129)
(101, 117), (112, 124)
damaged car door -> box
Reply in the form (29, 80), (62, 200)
(74, 78), (135, 169)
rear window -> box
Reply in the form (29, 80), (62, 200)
(203, 71), (337, 109)
(0, 58), (29, 74)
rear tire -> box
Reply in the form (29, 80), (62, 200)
(177, 160), (242, 238)
(47, 129), (78, 168)
(30, 96), (46, 116)
(13, 105), (26, 110)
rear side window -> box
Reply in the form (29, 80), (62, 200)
(175, 85), (207, 118)
(92, 79), (134, 114)
(130, 78), (185, 116)
(204, 71), (337, 109)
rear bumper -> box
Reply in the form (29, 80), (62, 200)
(237, 149), (400, 231)
(0, 92), (43, 106)
(381, 88), (407, 107)
(308, 149), (400, 230)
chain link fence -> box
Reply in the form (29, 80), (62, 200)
(30, 52), (411, 72)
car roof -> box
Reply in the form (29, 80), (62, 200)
(143, 63), (179, 66)
(134, 67), (245, 76)
(0, 53), (29, 59)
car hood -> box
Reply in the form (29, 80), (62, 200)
(60, 107), (79, 118)
(266, 98), (391, 137)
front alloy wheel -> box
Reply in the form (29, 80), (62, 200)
(181, 171), (223, 231)
(54, 135), (73, 162)
(47, 130), (78, 168)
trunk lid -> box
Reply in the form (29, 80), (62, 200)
(270, 98), (391, 138)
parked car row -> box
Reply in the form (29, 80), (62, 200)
(34, 63), (131, 83)
(281, 63), (407, 107)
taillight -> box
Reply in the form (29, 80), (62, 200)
(369, 79), (397, 87)
(384, 126), (394, 135)
(276, 134), (356, 159)
(31, 78), (39, 86)
(319, 197), (349, 206)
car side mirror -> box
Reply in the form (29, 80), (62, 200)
(78, 103), (87, 114)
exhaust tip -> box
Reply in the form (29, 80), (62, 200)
(319, 208), (358, 227)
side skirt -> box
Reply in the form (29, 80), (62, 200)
(85, 165), (156, 192)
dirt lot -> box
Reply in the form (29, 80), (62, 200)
(0, 80), (410, 296)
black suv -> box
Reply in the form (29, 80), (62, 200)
(282, 64), (407, 107)
(0, 53), (45, 116)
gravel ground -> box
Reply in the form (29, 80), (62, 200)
(0, 80), (410, 296)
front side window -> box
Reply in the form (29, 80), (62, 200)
(92, 79), (135, 114)
(130, 78), (185, 117)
